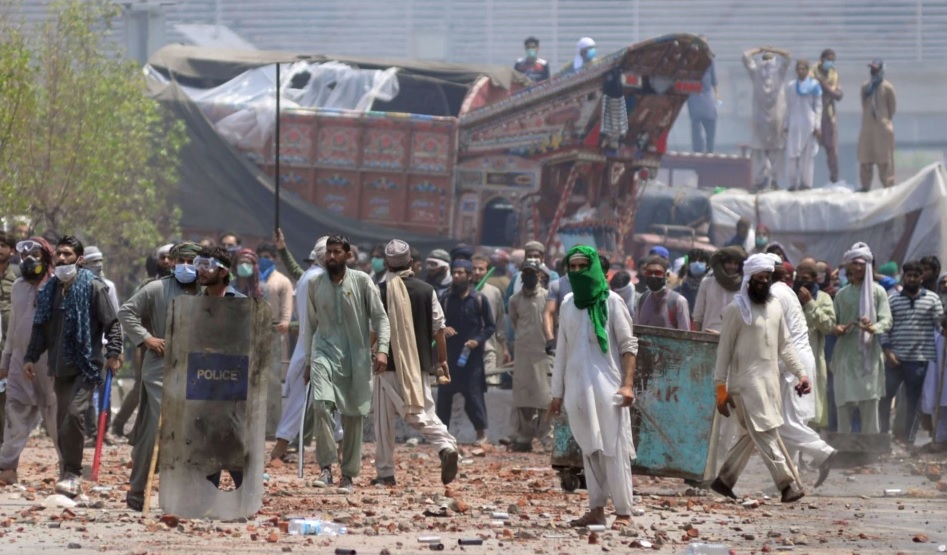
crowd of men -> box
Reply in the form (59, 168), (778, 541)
(511, 36), (897, 192)
(0, 223), (945, 529)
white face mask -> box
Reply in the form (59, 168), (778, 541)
(55, 263), (78, 282)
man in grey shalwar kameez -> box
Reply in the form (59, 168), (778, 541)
(119, 242), (201, 511)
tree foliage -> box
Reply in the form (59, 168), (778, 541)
(0, 0), (184, 288)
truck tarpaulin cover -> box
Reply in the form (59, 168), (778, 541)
(710, 163), (947, 265)
(147, 80), (453, 255)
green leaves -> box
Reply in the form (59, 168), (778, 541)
(0, 0), (184, 286)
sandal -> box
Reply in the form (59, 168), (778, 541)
(611, 515), (633, 530)
(126, 491), (145, 512)
(569, 511), (606, 528)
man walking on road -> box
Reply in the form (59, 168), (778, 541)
(769, 260), (837, 487)
(550, 246), (637, 530)
(435, 260), (495, 445)
(710, 254), (811, 503)
(508, 260), (553, 452)
(118, 242), (200, 510)
(305, 236), (390, 493)
(23, 236), (123, 497)
(373, 240), (458, 486)
(270, 236), (327, 462)
(0, 238), (59, 485)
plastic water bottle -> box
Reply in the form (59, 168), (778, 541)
(287, 519), (347, 536)
(684, 543), (733, 555)
(457, 345), (471, 368)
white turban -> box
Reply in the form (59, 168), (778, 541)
(735, 253), (778, 325)
(842, 242), (876, 374)
(574, 37), (596, 70)
(309, 236), (328, 267)
(842, 242), (874, 265)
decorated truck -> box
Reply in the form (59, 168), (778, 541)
(148, 34), (711, 256)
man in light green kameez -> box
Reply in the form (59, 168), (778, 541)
(830, 243), (892, 434)
(305, 235), (390, 493)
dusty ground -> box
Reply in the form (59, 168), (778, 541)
(0, 435), (945, 555)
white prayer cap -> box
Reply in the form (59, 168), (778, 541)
(385, 239), (411, 268)
(156, 243), (173, 257)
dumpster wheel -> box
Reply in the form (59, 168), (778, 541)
(558, 469), (584, 492)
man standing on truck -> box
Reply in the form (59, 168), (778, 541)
(514, 37), (550, 83)
(810, 49), (843, 183)
(744, 46), (792, 190)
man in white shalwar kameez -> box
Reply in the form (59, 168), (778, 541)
(711, 254), (811, 503)
(784, 60), (823, 191)
(768, 258), (837, 487)
(550, 245), (637, 530)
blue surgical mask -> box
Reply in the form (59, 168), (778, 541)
(526, 48), (538, 58)
(689, 261), (707, 277)
(585, 48), (597, 60)
(821, 60), (834, 70)
(174, 263), (197, 284)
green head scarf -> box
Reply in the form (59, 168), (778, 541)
(565, 245), (610, 353)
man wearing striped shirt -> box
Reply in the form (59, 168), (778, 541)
(879, 261), (944, 445)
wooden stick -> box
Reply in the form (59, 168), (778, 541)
(142, 412), (162, 517)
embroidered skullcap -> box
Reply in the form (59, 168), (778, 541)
(385, 239), (412, 267)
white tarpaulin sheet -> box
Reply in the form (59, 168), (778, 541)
(710, 163), (947, 266)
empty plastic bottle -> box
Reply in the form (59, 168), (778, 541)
(287, 519), (347, 536)
(457, 345), (471, 368)
(684, 543), (733, 555)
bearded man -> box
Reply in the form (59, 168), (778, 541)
(711, 254), (811, 503)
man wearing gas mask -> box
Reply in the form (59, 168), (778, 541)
(0, 237), (60, 486)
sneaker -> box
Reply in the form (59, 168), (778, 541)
(439, 448), (459, 485)
(55, 473), (82, 497)
(0, 469), (18, 486)
(370, 475), (397, 486)
(338, 475), (354, 494)
(312, 466), (333, 488)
